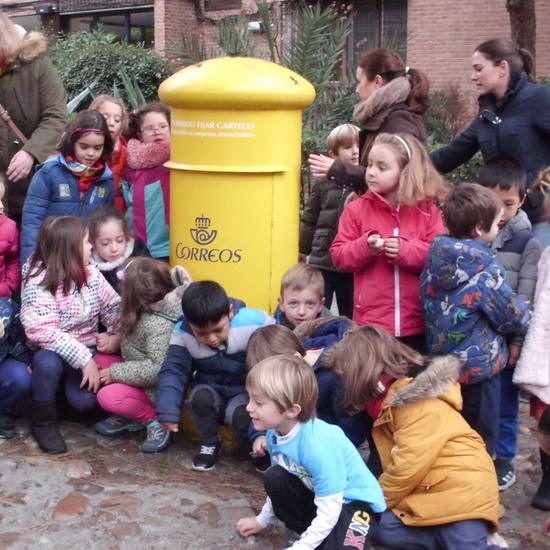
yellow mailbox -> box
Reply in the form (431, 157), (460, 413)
(159, 57), (315, 313)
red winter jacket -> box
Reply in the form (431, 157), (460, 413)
(0, 215), (20, 297)
(330, 191), (444, 336)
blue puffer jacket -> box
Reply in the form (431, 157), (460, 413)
(420, 236), (531, 385)
(20, 154), (114, 263)
(155, 298), (275, 424)
(431, 72), (550, 224)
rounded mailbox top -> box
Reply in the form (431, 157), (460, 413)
(159, 57), (316, 110)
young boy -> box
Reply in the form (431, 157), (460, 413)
(237, 354), (385, 550)
(478, 156), (542, 490)
(420, 183), (531, 458)
(275, 264), (332, 329)
(299, 124), (359, 317)
(155, 280), (275, 471)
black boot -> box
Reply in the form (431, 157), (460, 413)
(0, 413), (15, 439)
(31, 400), (67, 454)
(532, 448), (550, 510)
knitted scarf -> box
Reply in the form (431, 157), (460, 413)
(66, 156), (105, 192)
(353, 76), (411, 127)
(127, 139), (170, 170)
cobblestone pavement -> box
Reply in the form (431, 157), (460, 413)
(0, 401), (547, 549)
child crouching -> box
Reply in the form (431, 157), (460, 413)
(237, 354), (385, 549)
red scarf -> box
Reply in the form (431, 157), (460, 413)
(66, 156), (105, 192)
(365, 374), (395, 420)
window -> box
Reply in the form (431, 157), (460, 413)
(204, 0), (242, 11)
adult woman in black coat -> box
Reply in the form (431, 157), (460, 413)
(431, 38), (550, 247)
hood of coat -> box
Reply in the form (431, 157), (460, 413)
(15, 31), (48, 65)
(492, 209), (532, 250)
(388, 355), (463, 410)
(424, 235), (497, 291)
(153, 265), (193, 312)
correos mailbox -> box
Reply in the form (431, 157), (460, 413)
(159, 57), (315, 313)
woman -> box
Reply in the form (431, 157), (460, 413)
(308, 48), (430, 192)
(0, 14), (67, 225)
(431, 38), (550, 247)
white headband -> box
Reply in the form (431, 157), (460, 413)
(393, 135), (411, 160)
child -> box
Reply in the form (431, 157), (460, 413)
(478, 155), (541, 490)
(89, 94), (129, 213)
(120, 101), (170, 260)
(94, 258), (192, 453)
(538, 408), (550, 532)
(330, 132), (447, 352)
(324, 325), (504, 550)
(156, 280), (275, 471)
(20, 216), (121, 454)
(275, 264), (332, 329)
(421, 183), (531, 458)
(299, 124), (359, 317)
(88, 205), (150, 294)
(236, 354), (386, 550)
(0, 175), (31, 438)
(20, 110), (115, 263)
(246, 322), (370, 449)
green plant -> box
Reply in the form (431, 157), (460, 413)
(50, 30), (172, 110)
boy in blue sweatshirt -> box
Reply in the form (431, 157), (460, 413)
(156, 280), (275, 471)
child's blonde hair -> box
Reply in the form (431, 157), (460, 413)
(371, 132), (449, 206)
(89, 94), (129, 136)
(246, 354), (318, 422)
(246, 325), (306, 371)
(534, 167), (550, 221)
(327, 123), (360, 155)
(280, 264), (324, 299)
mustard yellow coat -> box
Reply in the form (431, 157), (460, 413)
(372, 355), (499, 530)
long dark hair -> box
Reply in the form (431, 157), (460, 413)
(26, 216), (89, 295)
(476, 38), (536, 83)
(357, 48), (430, 115)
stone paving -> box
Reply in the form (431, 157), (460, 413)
(0, 401), (547, 549)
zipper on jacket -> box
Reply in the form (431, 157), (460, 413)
(393, 226), (400, 337)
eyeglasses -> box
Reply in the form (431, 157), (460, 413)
(141, 124), (170, 136)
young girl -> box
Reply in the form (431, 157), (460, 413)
(89, 94), (129, 213)
(325, 325), (506, 550)
(20, 216), (121, 454)
(330, 132), (447, 352)
(88, 205), (150, 294)
(93, 257), (192, 452)
(538, 409), (550, 535)
(120, 101), (170, 260)
(20, 110), (115, 264)
(0, 173), (31, 439)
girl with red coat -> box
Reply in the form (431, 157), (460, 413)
(330, 133), (447, 352)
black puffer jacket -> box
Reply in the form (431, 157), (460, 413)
(431, 72), (550, 225)
(299, 177), (352, 271)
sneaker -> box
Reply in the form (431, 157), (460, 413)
(0, 413), (15, 439)
(94, 415), (145, 436)
(487, 532), (509, 547)
(284, 532), (301, 547)
(141, 420), (171, 453)
(494, 458), (516, 491)
(192, 441), (222, 471)
(252, 452), (271, 474)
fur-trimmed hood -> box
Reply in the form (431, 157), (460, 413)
(389, 355), (463, 409)
(15, 31), (48, 64)
(90, 238), (138, 272)
(153, 265), (192, 314)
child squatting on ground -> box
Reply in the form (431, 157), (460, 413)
(237, 354), (386, 550)
(155, 280), (275, 471)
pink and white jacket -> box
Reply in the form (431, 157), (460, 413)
(330, 190), (444, 336)
(21, 264), (120, 369)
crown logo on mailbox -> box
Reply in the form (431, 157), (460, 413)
(190, 214), (218, 245)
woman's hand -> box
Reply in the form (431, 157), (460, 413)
(98, 367), (113, 386)
(6, 150), (34, 182)
(96, 333), (122, 354)
(81, 358), (100, 393)
(236, 517), (263, 538)
(308, 154), (335, 178)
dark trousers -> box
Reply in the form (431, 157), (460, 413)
(321, 270), (354, 318)
(496, 366), (520, 461)
(0, 358), (32, 415)
(32, 350), (98, 412)
(264, 465), (379, 549)
(461, 374), (500, 457)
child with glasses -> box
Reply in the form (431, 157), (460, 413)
(120, 101), (171, 260)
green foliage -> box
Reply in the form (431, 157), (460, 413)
(429, 144), (483, 185)
(50, 30), (172, 110)
(425, 91), (453, 145)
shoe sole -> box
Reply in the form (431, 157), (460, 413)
(141, 436), (171, 454)
(94, 423), (145, 436)
(191, 463), (216, 471)
(498, 474), (516, 491)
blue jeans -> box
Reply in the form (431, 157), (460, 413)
(32, 349), (97, 412)
(0, 358), (32, 415)
(374, 510), (502, 550)
(496, 367), (519, 461)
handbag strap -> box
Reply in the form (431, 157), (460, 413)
(0, 102), (28, 144)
